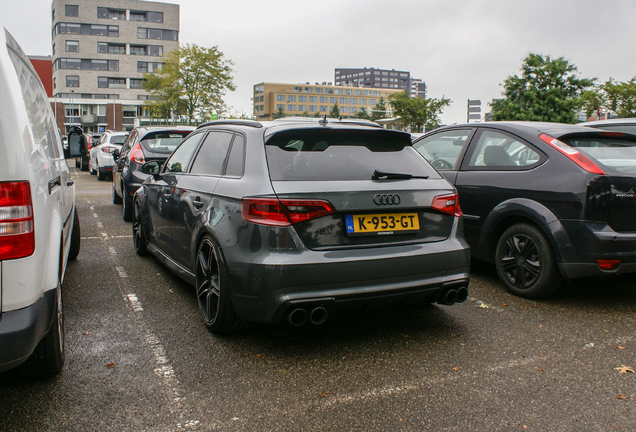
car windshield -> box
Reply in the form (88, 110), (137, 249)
(140, 131), (191, 153)
(265, 129), (439, 181)
(561, 136), (636, 173)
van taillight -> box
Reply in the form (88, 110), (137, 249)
(0, 182), (35, 260)
(432, 193), (463, 217)
(130, 142), (145, 165)
(539, 134), (606, 175)
(242, 198), (336, 226)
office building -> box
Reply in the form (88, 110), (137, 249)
(50, 0), (179, 132)
(334, 67), (426, 99)
(253, 82), (402, 121)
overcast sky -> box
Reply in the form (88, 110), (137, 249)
(4, 0), (636, 124)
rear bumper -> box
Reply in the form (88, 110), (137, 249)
(0, 289), (56, 373)
(226, 237), (470, 323)
(558, 220), (636, 279)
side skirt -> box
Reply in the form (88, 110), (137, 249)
(148, 242), (196, 287)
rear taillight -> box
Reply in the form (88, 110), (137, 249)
(101, 145), (116, 154)
(130, 142), (145, 165)
(242, 198), (336, 226)
(0, 182), (35, 260)
(597, 259), (621, 271)
(539, 133), (606, 175)
(432, 193), (463, 217)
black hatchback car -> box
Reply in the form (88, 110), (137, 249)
(413, 121), (636, 298)
(112, 126), (194, 221)
(132, 118), (470, 332)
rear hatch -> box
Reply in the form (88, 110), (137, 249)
(140, 130), (192, 162)
(264, 127), (459, 250)
(560, 131), (636, 231)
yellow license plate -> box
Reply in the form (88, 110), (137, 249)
(345, 213), (420, 235)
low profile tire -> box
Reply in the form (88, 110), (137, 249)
(68, 208), (81, 260)
(122, 190), (133, 222)
(132, 200), (148, 256)
(97, 167), (105, 181)
(112, 181), (122, 204)
(196, 235), (246, 333)
(20, 283), (64, 378)
(495, 223), (561, 299)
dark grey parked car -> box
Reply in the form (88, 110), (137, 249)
(580, 118), (636, 134)
(132, 118), (470, 332)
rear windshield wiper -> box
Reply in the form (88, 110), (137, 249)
(372, 169), (429, 180)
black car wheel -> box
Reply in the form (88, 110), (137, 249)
(122, 185), (132, 222)
(196, 236), (245, 333)
(20, 281), (64, 378)
(68, 208), (81, 260)
(96, 163), (105, 181)
(75, 157), (80, 168)
(132, 200), (148, 256)
(80, 157), (88, 172)
(112, 181), (122, 204)
(495, 223), (561, 298)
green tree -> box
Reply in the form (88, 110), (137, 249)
(356, 107), (370, 120)
(143, 43), (235, 120)
(272, 106), (286, 119)
(302, 110), (310, 117)
(388, 92), (451, 132)
(370, 97), (387, 121)
(329, 103), (340, 118)
(313, 111), (322, 118)
(489, 53), (594, 124)
(602, 77), (636, 118)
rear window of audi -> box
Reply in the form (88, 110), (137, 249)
(265, 129), (439, 181)
(140, 131), (192, 153)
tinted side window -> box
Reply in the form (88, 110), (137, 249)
(163, 132), (205, 173)
(413, 129), (472, 170)
(189, 132), (233, 176)
(225, 135), (245, 177)
(467, 130), (542, 169)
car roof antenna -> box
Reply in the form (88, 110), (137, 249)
(319, 115), (328, 125)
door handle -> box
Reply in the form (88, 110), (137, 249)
(193, 198), (204, 209)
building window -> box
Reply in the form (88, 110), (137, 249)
(138, 28), (178, 41)
(130, 78), (144, 89)
(98, 77), (126, 89)
(309, 96), (317, 103)
(298, 95), (306, 102)
(329, 97), (337, 104)
(287, 105), (296, 111)
(52, 43), (56, 55)
(65, 5), (78, 17)
(341, 107), (348, 113)
(276, 104), (285, 110)
(276, 95), (285, 102)
(287, 95), (296, 102)
(65, 40), (78, 52)
(98, 43), (125, 54)
(137, 61), (163, 73)
(309, 105), (317, 112)
(319, 106), (327, 112)
(147, 45), (163, 56)
(130, 11), (163, 23)
(340, 98), (347, 104)
(345, 89), (352, 95)
(315, 88), (323, 94)
(334, 89), (342, 95)
(66, 75), (79, 87)
(325, 88), (333, 94)
(319, 97), (327, 103)
(97, 7), (125, 20)
(350, 107), (357, 113)
(298, 105), (306, 112)
(349, 98), (357, 104)
(294, 86), (302, 92)
(354, 90), (361, 95)
(373, 91), (380, 96)
(57, 23), (80, 35)
(369, 99), (377, 105)
(304, 87), (312, 93)
(360, 98), (367, 105)
(130, 45), (147, 55)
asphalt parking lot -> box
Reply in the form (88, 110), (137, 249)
(1, 168), (635, 431)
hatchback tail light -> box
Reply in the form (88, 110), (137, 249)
(0, 182), (35, 260)
(242, 198), (336, 226)
(130, 142), (145, 165)
(101, 145), (117, 154)
(432, 193), (463, 217)
(539, 134), (606, 175)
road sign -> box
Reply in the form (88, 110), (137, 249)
(467, 114), (481, 120)
(468, 107), (481, 113)
(210, 113), (218, 120)
(468, 100), (481, 106)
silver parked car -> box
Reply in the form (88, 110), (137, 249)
(89, 130), (129, 180)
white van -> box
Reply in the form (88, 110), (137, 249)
(0, 29), (80, 377)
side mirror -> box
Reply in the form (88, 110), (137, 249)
(140, 161), (161, 178)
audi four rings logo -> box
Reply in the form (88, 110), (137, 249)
(373, 194), (401, 205)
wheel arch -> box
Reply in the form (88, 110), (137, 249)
(480, 198), (577, 271)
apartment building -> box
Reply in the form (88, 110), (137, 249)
(253, 82), (402, 121)
(50, 0), (179, 132)
(334, 67), (427, 99)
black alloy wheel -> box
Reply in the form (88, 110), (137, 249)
(195, 236), (245, 333)
(495, 223), (561, 299)
(132, 200), (148, 256)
